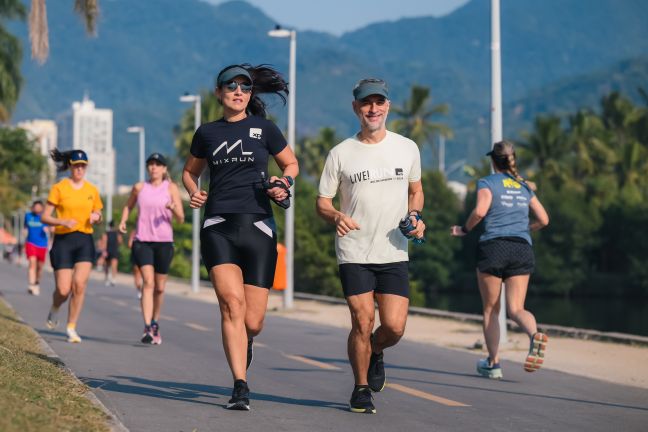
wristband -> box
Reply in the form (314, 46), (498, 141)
(408, 210), (423, 220)
(282, 176), (294, 187)
(461, 225), (469, 234)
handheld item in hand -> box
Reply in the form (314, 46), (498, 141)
(261, 172), (291, 209)
(399, 214), (424, 244)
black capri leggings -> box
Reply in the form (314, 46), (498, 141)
(200, 213), (277, 288)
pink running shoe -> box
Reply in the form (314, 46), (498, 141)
(151, 322), (162, 345)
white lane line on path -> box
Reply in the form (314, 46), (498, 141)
(98, 296), (128, 308)
(161, 315), (178, 322)
(387, 383), (470, 407)
(254, 342), (267, 348)
(283, 354), (341, 370)
(185, 322), (211, 332)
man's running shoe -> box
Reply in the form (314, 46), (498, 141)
(246, 338), (254, 370)
(367, 334), (386, 392)
(66, 327), (82, 343)
(476, 357), (503, 379)
(349, 385), (376, 414)
(141, 326), (153, 344)
(524, 332), (548, 372)
(226, 379), (250, 411)
(151, 322), (162, 345)
(28, 284), (40, 296)
(46, 309), (59, 329)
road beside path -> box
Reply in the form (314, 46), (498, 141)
(2, 261), (647, 432)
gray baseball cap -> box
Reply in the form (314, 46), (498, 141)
(353, 78), (389, 101)
(216, 66), (252, 87)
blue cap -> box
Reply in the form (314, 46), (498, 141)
(69, 150), (88, 165)
(353, 78), (389, 101)
(217, 66), (252, 87)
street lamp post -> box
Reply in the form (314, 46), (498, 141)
(268, 25), (297, 310)
(491, 0), (508, 345)
(179, 94), (202, 294)
(126, 126), (146, 183)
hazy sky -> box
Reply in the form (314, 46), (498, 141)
(206, 0), (470, 35)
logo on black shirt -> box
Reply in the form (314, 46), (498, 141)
(249, 128), (262, 139)
(212, 139), (255, 165)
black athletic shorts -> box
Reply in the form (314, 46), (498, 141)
(339, 261), (409, 298)
(131, 241), (174, 274)
(477, 236), (535, 279)
(50, 232), (95, 270)
(200, 213), (277, 288)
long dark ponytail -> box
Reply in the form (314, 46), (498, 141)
(50, 148), (87, 172)
(50, 148), (73, 172)
(217, 63), (288, 118)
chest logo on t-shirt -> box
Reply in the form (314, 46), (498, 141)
(249, 128), (262, 139)
(349, 167), (404, 184)
(502, 178), (521, 189)
(212, 139), (255, 165)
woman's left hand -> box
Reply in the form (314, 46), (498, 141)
(89, 211), (102, 225)
(450, 225), (466, 237)
(266, 176), (289, 201)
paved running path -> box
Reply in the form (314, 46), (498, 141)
(2, 261), (647, 431)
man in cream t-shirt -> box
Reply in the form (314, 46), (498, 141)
(317, 78), (425, 414)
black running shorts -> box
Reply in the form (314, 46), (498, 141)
(200, 213), (277, 288)
(50, 232), (95, 270)
(477, 236), (535, 279)
(131, 241), (174, 274)
(339, 261), (409, 298)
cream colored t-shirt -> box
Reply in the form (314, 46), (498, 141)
(318, 131), (422, 264)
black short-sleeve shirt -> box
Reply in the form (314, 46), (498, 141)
(190, 115), (287, 216)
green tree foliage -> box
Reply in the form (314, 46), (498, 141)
(174, 90), (223, 161)
(0, 0), (25, 121)
(409, 170), (462, 306)
(0, 127), (46, 214)
(298, 127), (339, 180)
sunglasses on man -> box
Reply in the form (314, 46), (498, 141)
(223, 80), (253, 94)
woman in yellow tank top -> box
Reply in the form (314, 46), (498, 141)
(41, 149), (103, 343)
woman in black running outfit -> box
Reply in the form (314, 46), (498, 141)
(182, 64), (298, 410)
(451, 140), (549, 380)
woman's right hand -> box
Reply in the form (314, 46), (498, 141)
(189, 190), (208, 209)
(119, 221), (128, 234)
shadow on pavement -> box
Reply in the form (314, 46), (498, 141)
(82, 375), (348, 410)
(304, 355), (478, 379)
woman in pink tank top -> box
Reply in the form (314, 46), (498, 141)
(119, 153), (184, 344)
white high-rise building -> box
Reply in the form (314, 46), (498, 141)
(57, 95), (115, 198)
(17, 119), (58, 187)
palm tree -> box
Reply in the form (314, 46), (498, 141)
(518, 115), (567, 186)
(0, 0), (26, 122)
(29, 0), (99, 64)
(388, 85), (453, 162)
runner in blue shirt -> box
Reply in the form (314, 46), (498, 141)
(24, 200), (49, 295)
(451, 140), (549, 379)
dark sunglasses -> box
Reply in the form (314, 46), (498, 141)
(223, 80), (253, 94)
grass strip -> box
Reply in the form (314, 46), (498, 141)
(0, 298), (110, 432)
